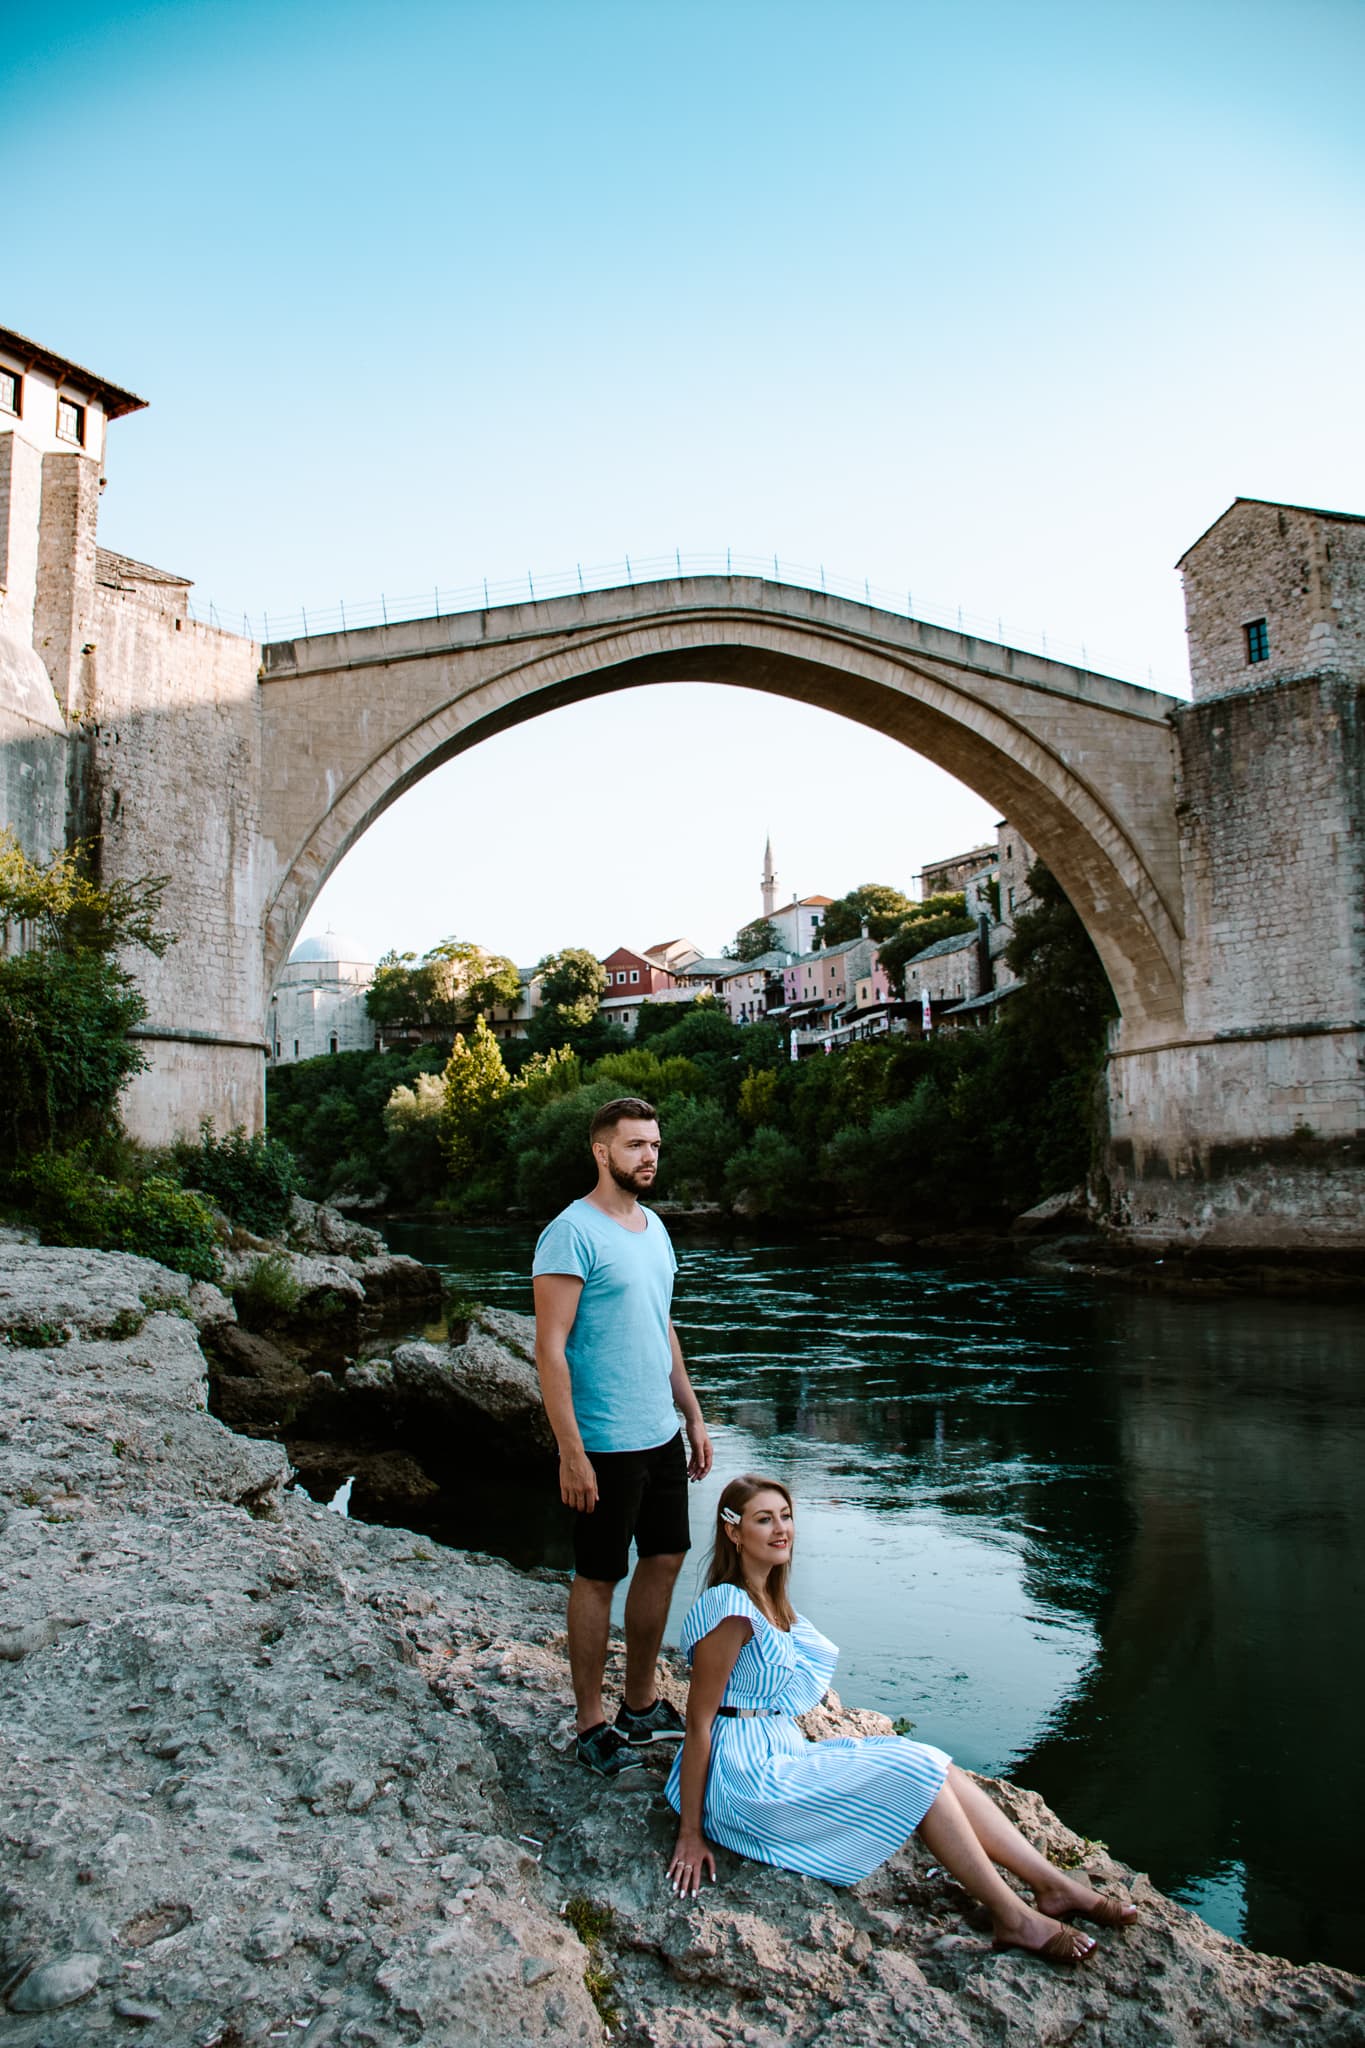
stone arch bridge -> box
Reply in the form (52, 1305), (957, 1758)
(6, 503), (1361, 1250)
(256, 578), (1185, 1048)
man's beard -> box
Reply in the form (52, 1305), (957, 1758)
(608, 1158), (655, 1193)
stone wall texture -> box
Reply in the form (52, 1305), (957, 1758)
(86, 582), (264, 1141)
(1102, 671), (1363, 1244)
(1180, 499), (1365, 701)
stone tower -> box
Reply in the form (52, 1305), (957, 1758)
(1103, 496), (1364, 1245)
(761, 835), (777, 919)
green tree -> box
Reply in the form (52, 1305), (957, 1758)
(441, 1016), (512, 1177)
(726, 917), (781, 961)
(1004, 863), (1117, 1065)
(635, 998), (706, 1043)
(426, 937), (521, 1032)
(997, 861), (1117, 1191)
(365, 951), (431, 1032)
(0, 832), (171, 1161)
(819, 883), (918, 947)
(382, 1071), (449, 1202)
(515, 1045), (583, 1105)
(877, 894), (975, 995)
(658, 1097), (741, 1202)
(737, 1067), (779, 1128)
(536, 946), (607, 1020)
(724, 1126), (808, 1217)
(526, 946), (613, 1054)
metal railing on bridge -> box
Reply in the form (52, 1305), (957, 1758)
(187, 548), (1168, 687)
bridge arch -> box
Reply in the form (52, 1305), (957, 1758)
(258, 584), (1185, 1049)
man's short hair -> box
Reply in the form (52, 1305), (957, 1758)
(590, 1096), (657, 1144)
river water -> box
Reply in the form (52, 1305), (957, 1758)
(379, 1218), (1365, 1974)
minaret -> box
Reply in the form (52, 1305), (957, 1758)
(761, 835), (777, 919)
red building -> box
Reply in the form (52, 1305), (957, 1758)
(600, 946), (679, 997)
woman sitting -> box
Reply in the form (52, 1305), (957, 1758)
(665, 1473), (1138, 1965)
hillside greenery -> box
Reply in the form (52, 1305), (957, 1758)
(268, 863), (1116, 1227)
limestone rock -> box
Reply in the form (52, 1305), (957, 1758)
(1, 1235), (1361, 2048)
(390, 1316), (554, 1454)
(0, 1616), (85, 1662)
(1010, 1186), (1091, 1235)
(6, 1952), (102, 2012)
(286, 1196), (386, 1259)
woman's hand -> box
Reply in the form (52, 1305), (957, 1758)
(668, 1829), (716, 1900)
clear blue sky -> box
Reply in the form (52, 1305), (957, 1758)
(4, 1), (1362, 964)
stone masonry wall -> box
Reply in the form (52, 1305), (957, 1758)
(1174, 674), (1363, 1037)
(0, 435), (68, 868)
(33, 452), (100, 716)
(0, 431), (43, 644)
(86, 583), (266, 1141)
(1181, 501), (1365, 701)
(1100, 669), (1364, 1246)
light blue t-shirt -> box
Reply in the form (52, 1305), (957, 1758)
(532, 1198), (679, 1453)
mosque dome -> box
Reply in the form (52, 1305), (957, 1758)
(288, 928), (368, 965)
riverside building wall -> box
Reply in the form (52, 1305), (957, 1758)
(1104, 502), (1364, 1245)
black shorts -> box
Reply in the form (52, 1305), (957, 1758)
(573, 1431), (691, 1584)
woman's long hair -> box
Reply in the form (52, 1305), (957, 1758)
(706, 1472), (796, 1630)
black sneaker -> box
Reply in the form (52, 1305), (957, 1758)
(614, 1697), (686, 1745)
(575, 1722), (645, 1777)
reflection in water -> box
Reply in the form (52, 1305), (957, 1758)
(382, 1219), (1365, 1972)
(1014, 1299), (1365, 1972)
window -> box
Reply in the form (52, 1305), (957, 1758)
(329, 1034), (339, 1055)
(0, 367), (20, 416)
(1245, 617), (1269, 664)
(56, 397), (85, 446)
(629, 969), (639, 984)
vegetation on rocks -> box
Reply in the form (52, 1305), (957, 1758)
(169, 1119), (300, 1237)
(11, 1151), (220, 1281)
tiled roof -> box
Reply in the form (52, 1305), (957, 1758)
(904, 930), (978, 963)
(946, 982), (1021, 1013)
(675, 957), (735, 978)
(0, 325), (146, 418)
(95, 548), (192, 588)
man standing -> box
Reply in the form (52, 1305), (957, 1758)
(532, 1095), (713, 1776)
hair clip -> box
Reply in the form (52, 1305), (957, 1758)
(720, 1506), (741, 1525)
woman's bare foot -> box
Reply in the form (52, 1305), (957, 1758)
(1032, 1874), (1138, 1930)
(991, 1902), (1097, 1965)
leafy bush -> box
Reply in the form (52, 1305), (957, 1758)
(657, 1097), (741, 1202)
(232, 1251), (303, 1323)
(267, 1045), (444, 1202)
(16, 1152), (219, 1280)
(0, 950), (151, 1159)
(0, 832), (171, 1162)
(381, 1071), (449, 1204)
(171, 1119), (300, 1235)
(724, 1126), (808, 1217)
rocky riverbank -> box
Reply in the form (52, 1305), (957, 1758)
(2, 1232), (1363, 2047)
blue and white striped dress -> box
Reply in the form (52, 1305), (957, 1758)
(665, 1583), (951, 1885)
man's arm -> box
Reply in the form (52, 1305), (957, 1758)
(533, 1272), (599, 1513)
(669, 1321), (713, 1480)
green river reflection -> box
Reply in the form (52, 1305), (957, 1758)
(380, 1220), (1365, 1974)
